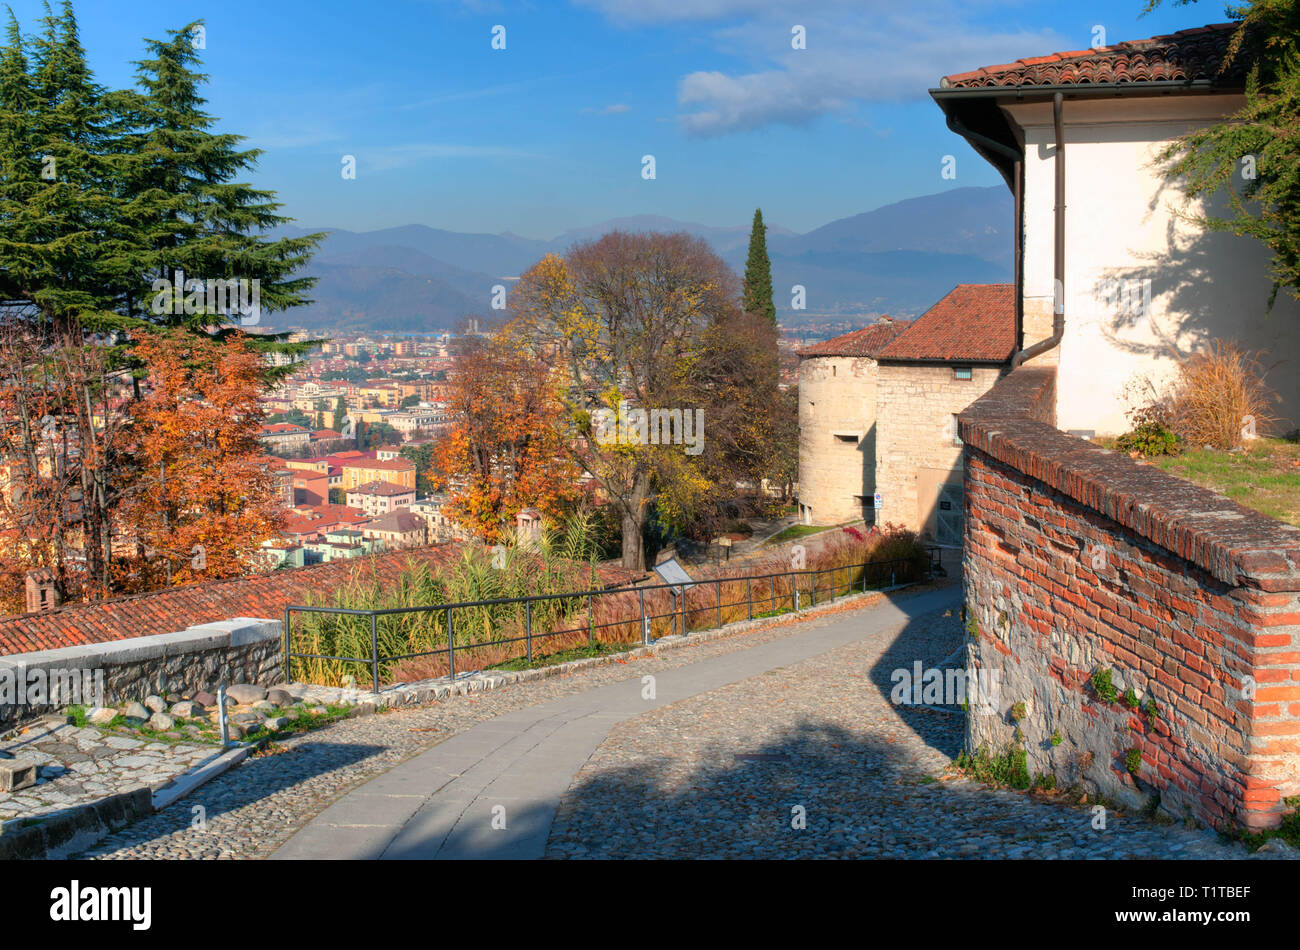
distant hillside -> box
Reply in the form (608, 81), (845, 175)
(266, 186), (1011, 331)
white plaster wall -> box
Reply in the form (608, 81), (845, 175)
(1007, 94), (1300, 437)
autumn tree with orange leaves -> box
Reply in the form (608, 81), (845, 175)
(430, 334), (580, 542)
(122, 329), (283, 588)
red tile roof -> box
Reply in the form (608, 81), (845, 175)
(797, 319), (913, 359)
(874, 284), (1015, 363)
(0, 546), (646, 655)
(941, 23), (1248, 89)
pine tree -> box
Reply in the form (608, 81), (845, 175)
(120, 20), (324, 373)
(741, 208), (776, 324)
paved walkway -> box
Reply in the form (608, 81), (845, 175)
(271, 586), (961, 859)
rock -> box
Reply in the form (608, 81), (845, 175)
(164, 692), (182, 704)
(169, 701), (197, 719)
(192, 690), (217, 707)
(309, 705), (328, 716)
(161, 731), (183, 740)
(267, 688), (295, 707)
(263, 716), (290, 731)
(226, 684), (266, 705)
(144, 695), (167, 713)
(122, 701), (150, 721)
(226, 722), (247, 739)
(1256, 838), (1298, 857)
(148, 712), (176, 731)
(182, 724), (203, 737)
(87, 707), (117, 726)
(231, 712), (264, 727)
(281, 709), (299, 721)
(252, 700), (276, 714)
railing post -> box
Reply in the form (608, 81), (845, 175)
(282, 607), (291, 685)
(370, 612), (380, 694)
(447, 607), (455, 679)
(525, 599), (533, 664)
(639, 586), (648, 645)
(794, 571), (800, 611)
(588, 593), (595, 648)
(747, 576), (753, 621)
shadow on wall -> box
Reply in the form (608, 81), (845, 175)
(1093, 196), (1300, 431)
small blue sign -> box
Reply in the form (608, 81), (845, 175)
(873, 492), (883, 509)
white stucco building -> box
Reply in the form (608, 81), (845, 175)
(932, 22), (1300, 436)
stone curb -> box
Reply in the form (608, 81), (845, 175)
(151, 745), (251, 812)
(290, 584), (908, 713)
(0, 786), (152, 860)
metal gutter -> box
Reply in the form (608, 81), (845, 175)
(1012, 92), (1066, 368)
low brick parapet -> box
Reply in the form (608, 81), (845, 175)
(959, 366), (1300, 831)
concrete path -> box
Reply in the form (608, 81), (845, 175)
(270, 585), (961, 860)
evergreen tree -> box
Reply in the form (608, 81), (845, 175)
(119, 20), (323, 372)
(741, 208), (776, 324)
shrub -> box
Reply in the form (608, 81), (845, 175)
(1124, 747), (1143, 775)
(1091, 667), (1118, 704)
(1170, 342), (1280, 450)
(1115, 403), (1181, 457)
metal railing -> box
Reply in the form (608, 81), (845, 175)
(283, 548), (939, 691)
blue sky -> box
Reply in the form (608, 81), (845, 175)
(9, 0), (1216, 237)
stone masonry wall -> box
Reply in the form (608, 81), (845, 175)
(961, 367), (1300, 830)
(875, 363), (1004, 533)
(0, 618), (283, 730)
(798, 354), (878, 524)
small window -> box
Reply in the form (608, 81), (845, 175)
(954, 366), (973, 380)
(834, 433), (859, 445)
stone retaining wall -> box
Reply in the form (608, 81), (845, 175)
(0, 618), (282, 730)
(959, 366), (1300, 830)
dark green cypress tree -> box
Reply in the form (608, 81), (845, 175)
(741, 207), (776, 324)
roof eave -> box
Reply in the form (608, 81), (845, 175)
(929, 77), (1241, 100)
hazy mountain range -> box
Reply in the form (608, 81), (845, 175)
(267, 186), (1011, 332)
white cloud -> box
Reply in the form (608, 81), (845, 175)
(580, 0), (1064, 136)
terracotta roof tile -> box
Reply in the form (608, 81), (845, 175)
(874, 284), (1015, 363)
(797, 319), (913, 359)
(941, 22), (1248, 89)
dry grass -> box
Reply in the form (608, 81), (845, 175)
(1170, 342), (1281, 450)
(291, 523), (928, 688)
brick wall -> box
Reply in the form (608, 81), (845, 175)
(961, 366), (1300, 830)
(797, 355), (877, 524)
(875, 363), (1004, 533)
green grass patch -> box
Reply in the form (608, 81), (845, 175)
(1145, 438), (1300, 527)
(954, 744), (1031, 790)
(764, 523), (834, 545)
(1234, 796), (1300, 853)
